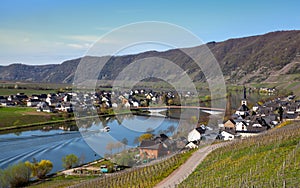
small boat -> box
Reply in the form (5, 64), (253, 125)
(103, 126), (110, 132)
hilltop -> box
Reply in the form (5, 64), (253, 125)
(1, 30), (300, 84)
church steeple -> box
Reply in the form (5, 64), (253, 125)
(241, 86), (247, 106)
(243, 86), (247, 99)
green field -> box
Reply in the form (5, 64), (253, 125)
(0, 88), (57, 96)
(0, 107), (63, 128)
(0, 81), (71, 96)
(179, 122), (300, 187)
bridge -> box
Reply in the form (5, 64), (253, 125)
(131, 106), (225, 115)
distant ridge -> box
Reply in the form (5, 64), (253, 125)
(1, 30), (300, 84)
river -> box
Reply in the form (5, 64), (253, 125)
(0, 115), (180, 173)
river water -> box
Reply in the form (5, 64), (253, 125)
(0, 115), (180, 173)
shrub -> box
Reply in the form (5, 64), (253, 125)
(25, 159), (53, 179)
(0, 162), (31, 187)
(62, 154), (79, 169)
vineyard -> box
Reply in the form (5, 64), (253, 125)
(68, 150), (194, 188)
(179, 122), (300, 187)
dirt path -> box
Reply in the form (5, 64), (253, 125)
(154, 142), (228, 188)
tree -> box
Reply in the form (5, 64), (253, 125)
(106, 142), (115, 155)
(121, 138), (128, 150)
(138, 133), (154, 143)
(133, 136), (140, 145)
(189, 116), (198, 124)
(25, 159), (53, 179)
(167, 125), (176, 134)
(79, 154), (86, 165)
(114, 152), (135, 166)
(0, 162), (31, 187)
(278, 106), (284, 122)
(62, 154), (79, 169)
(115, 142), (123, 153)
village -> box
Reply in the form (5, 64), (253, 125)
(137, 88), (300, 161)
(0, 88), (184, 113)
(1, 87), (300, 166)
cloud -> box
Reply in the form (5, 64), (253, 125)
(62, 35), (100, 43)
(67, 43), (91, 49)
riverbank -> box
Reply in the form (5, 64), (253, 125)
(0, 108), (136, 133)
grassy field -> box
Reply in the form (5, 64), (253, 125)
(0, 107), (64, 128)
(0, 81), (71, 96)
(179, 122), (300, 187)
(0, 88), (57, 96)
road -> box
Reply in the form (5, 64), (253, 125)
(154, 142), (228, 188)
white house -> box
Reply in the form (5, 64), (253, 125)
(252, 103), (261, 112)
(235, 121), (248, 131)
(132, 101), (139, 107)
(46, 96), (54, 106)
(112, 103), (118, 108)
(124, 102), (130, 108)
(188, 129), (201, 142)
(221, 130), (239, 141)
(27, 99), (41, 107)
(185, 141), (198, 149)
(187, 125), (206, 142)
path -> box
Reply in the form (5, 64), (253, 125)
(154, 142), (228, 188)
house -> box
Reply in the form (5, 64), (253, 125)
(0, 96), (8, 106)
(187, 125), (206, 142)
(185, 141), (198, 149)
(37, 105), (54, 113)
(112, 103), (118, 108)
(55, 102), (73, 112)
(252, 103), (261, 112)
(235, 121), (248, 131)
(237, 126), (267, 138)
(27, 98), (41, 107)
(223, 119), (236, 130)
(235, 104), (250, 117)
(46, 96), (55, 106)
(175, 137), (188, 149)
(283, 113), (298, 120)
(139, 140), (169, 159)
(220, 130), (240, 141)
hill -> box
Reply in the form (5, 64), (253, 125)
(179, 122), (300, 187)
(1, 30), (300, 84)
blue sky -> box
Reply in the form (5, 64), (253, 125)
(0, 0), (299, 65)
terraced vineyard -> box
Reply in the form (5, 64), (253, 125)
(179, 123), (300, 187)
(68, 150), (194, 188)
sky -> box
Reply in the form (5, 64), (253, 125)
(0, 0), (299, 65)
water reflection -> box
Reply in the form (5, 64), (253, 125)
(0, 114), (181, 172)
